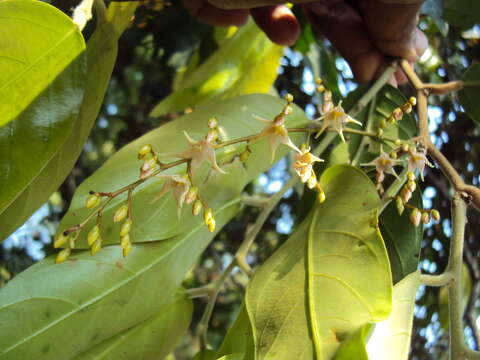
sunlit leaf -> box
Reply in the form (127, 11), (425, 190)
(59, 94), (307, 248)
(367, 271), (421, 360)
(459, 64), (480, 126)
(333, 324), (371, 360)
(0, 0), (86, 128)
(0, 199), (238, 360)
(150, 20), (283, 117)
(246, 165), (392, 359)
(0, 5), (138, 241)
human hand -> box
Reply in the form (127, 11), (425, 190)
(181, 0), (428, 84)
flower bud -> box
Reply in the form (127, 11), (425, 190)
(401, 144), (410, 152)
(317, 189), (326, 204)
(120, 234), (130, 249)
(314, 77), (323, 85)
(55, 248), (71, 264)
(207, 117), (218, 129)
(284, 93), (294, 103)
(395, 196), (405, 216)
(85, 194), (101, 209)
(204, 208), (213, 224)
(239, 150), (250, 163)
(316, 84), (325, 93)
(138, 144), (153, 160)
(389, 151), (397, 159)
(283, 105), (293, 116)
(120, 219), (133, 236)
(387, 115), (396, 125)
(400, 187), (412, 203)
(376, 171), (385, 184)
(123, 242), (133, 257)
(407, 180), (416, 192)
(207, 217), (216, 232)
(409, 97), (417, 106)
(192, 199), (203, 216)
(410, 208), (421, 227)
(421, 212), (431, 224)
(87, 225), (100, 246)
(113, 204), (129, 223)
(91, 239), (102, 256)
(379, 118), (387, 129)
(393, 108), (403, 120)
(185, 187), (198, 205)
(431, 209), (441, 222)
(402, 103), (413, 114)
(54, 232), (70, 248)
(273, 114), (285, 126)
(407, 171), (416, 181)
(377, 129), (384, 137)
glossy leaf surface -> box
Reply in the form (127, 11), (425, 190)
(150, 20), (283, 117)
(0, 199), (238, 360)
(74, 290), (192, 360)
(0, 0), (86, 128)
(0, 5), (137, 241)
(246, 165), (392, 359)
(59, 94), (307, 248)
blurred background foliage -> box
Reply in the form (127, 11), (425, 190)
(1, 1), (480, 358)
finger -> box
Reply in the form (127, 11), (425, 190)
(206, 0), (315, 10)
(181, 0), (249, 27)
(413, 27), (428, 58)
(250, 5), (300, 46)
(304, 1), (384, 83)
(355, 0), (423, 61)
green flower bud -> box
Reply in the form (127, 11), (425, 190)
(407, 180), (416, 192)
(55, 248), (71, 264)
(207, 217), (216, 232)
(85, 194), (101, 209)
(421, 212), (431, 224)
(410, 208), (421, 227)
(239, 150), (250, 163)
(284, 93), (294, 103)
(431, 209), (441, 222)
(402, 102), (413, 114)
(120, 234), (130, 249)
(87, 225), (100, 246)
(138, 144), (153, 160)
(120, 219), (132, 237)
(185, 187), (198, 205)
(379, 118), (387, 129)
(192, 199), (202, 216)
(90, 239), (102, 256)
(409, 97), (417, 106)
(395, 196), (405, 216)
(204, 208), (213, 224)
(123, 242), (133, 257)
(113, 204), (129, 223)
(407, 171), (416, 181)
(317, 189), (326, 204)
(54, 232), (70, 248)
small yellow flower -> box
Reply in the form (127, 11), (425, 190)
(151, 174), (190, 208)
(313, 100), (362, 142)
(169, 131), (226, 175)
(254, 113), (301, 163)
(362, 151), (399, 180)
(407, 148), (434, 181)
(293, 147), (324, 183)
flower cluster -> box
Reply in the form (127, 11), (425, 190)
(293, 145), (326, 203)
(379, 97), (417, 129)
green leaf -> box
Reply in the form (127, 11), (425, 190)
(443, 0), (480, 28)
(246, 165), (392, 359)
(0, 199), (239, 360)
(216, 303), (254, 360)
(0, 0), (87, 234)
(150, 20), (283, 117)
(366, 271), (421, 360)
(0, 6), (138, 241)
(459, 64), (480, 126)
(380, 187), (422, 284)
(193, 350), (218, 360)
(217, 354), (245, 360)
(333, 324), (371, 360)
(59, 94), (308, 248)
(74, 290), (192, 360)
(0, 0), (86, 128)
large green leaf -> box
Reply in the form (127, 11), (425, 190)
(59, 94), (308, 248)
(459, 64), (480, 126)
(216, 303), (254, 360)
(74, 290), (192, 360)
(366, 271), (420, 360)
(0, 4), (138, 241)
(0, 198), (239, 360)
(246, 165), (392, 359)
(443, 0), (480, 28)
(0, 0), (85, 128)
(0, 0), (86, 230)
(149, 20), (283, 117)
(380, 187), (422, 284)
